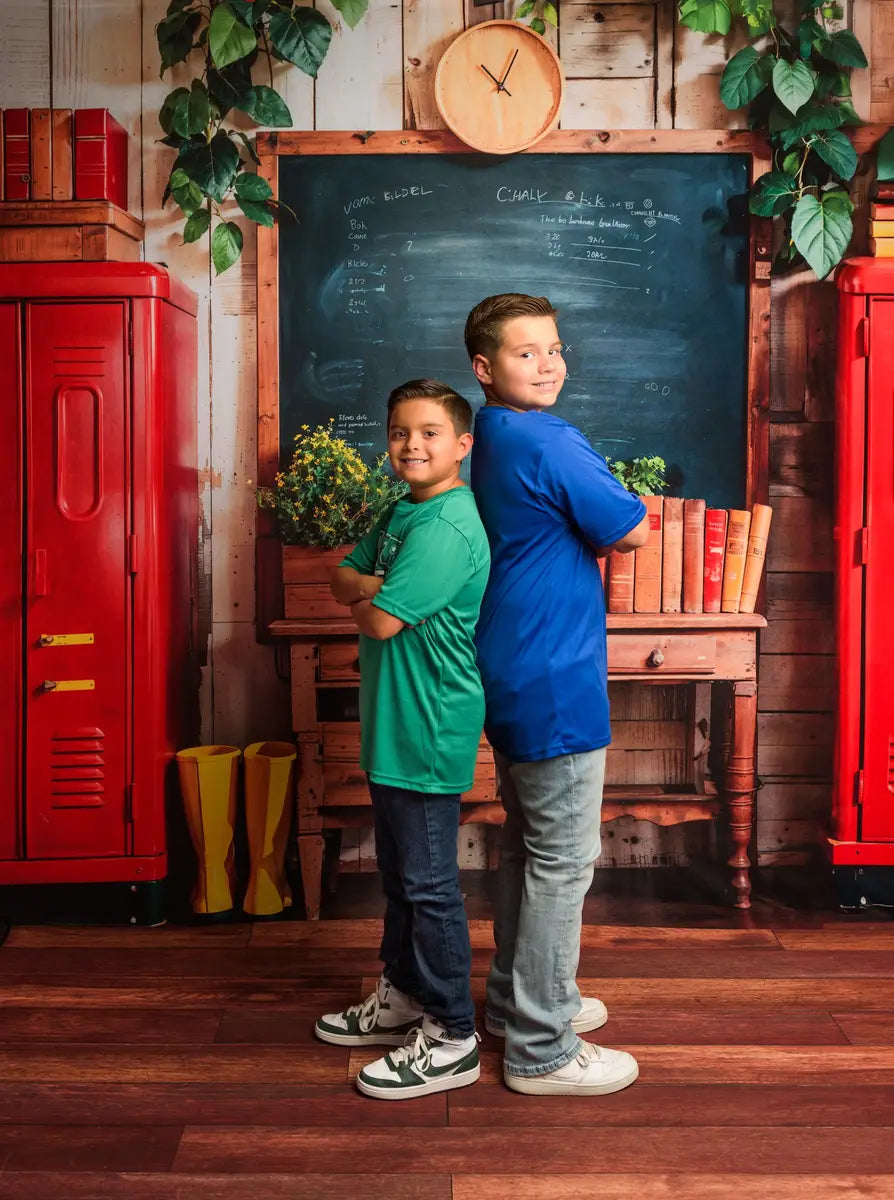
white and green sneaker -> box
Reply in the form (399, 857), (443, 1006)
(356, 1016), (480, 1101)
(314, 976), (423, 1047)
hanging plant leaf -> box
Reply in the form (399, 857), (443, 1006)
(229, 0), (268, 23)
(232, 130), (261, 165)
(170, 166), (204, 214)
(782, 150), (802, 175)
(207, 58), (256, 115)
(166, 0), (195, 14)
(185, 79), (211, 136)
(157, 9), (201, 74)
(772, 59), (816, 114)
(821, 30), (868, 68)
(237, 196), (275, 226)
(748, 171), (800, 217)
(791, 191), (852, 278)
(241, 84), (292, 128)
(530, 17), (546, 34)
(178, 130), (240, 201)
(796, 17), (828, 59)
(208, 2), (257, 69)
(814, 63), (851, 99)
(516, 0), (535, 15)
(736, 0), (775, 35)
(159, 87), (190, 135)
(183, 207), (211, 243)
(809, 128), (858, 180)
(234, 172), (273, 202)
(679, 0), (732, 36)
(542, 2), (559, 25)
(211, 220), (244, 274)
(778, 99), (846, 148)
(330, 0), (369, 30)
(719, 47), (772, 110)
(268, 7), (332, 78)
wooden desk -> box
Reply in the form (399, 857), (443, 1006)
(271, 613), (766, 917)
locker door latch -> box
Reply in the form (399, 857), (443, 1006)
(41, 679), (96, 692)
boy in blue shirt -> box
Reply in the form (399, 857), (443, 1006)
(466, 293), (648, 1096)
(314, 379), (490, 1101)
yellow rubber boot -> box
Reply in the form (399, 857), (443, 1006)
(243, 741), (296, 917)
(176, 745), (240, 915)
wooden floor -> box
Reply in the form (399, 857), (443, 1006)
(1, 871), (894, 1199)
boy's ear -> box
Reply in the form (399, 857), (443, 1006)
(471, 353), (492, 386)
(457, 432), (474, 461)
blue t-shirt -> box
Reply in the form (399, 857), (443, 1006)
(471, 406), (646, 762)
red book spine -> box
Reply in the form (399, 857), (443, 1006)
(634, 495), (663, 614)
(703, 508), (728, 613)
(607, 549), (634, 614)
(3, 108), (31, 201)
(74, 108), (128, 209)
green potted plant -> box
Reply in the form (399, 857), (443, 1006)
(605, 454), (668, 497)
(257, 421), (406, 620)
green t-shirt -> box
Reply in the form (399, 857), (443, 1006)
(342, 486), (490, 794)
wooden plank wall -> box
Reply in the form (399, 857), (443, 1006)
(1, 1), (892, 870)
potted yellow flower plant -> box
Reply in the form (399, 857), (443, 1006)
(257, 421), (406, 622)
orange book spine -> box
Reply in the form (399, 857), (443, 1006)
(634, 495), (663, 614)
(682, 498), (706, 613)
(607, 549), (634, 614)
(721, 509), (752, 613)
(869, 202), (894, 220)
(661, 497), (684, 613)
(869, 237), (894, 257)
(597, 555), (607, 587)
(51, 108), (73, 200)
(703, 509), (728, 613)
(739, 503), (772, 614)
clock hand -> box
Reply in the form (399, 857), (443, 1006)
(480, 63), (511, 96)
(500, 48), (519, 88)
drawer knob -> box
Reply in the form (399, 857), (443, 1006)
(646, 648), (665, 669)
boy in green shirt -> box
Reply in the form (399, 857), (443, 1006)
(315, 379), (490, 1101)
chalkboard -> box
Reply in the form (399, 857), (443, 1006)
(276, 147), (752, 508)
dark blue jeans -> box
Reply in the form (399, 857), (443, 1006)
(369, 779), (475, 1037)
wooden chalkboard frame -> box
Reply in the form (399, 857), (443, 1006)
(255, 129), (772, 640)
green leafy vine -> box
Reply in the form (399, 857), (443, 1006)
(156, 0), (369, 274)
(679, 0), (867, 278)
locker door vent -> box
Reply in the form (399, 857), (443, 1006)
(50, 726), (106, 807)
(889, 735), (894, 794)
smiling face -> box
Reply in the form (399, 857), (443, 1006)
(388, 398), (473, 501)
(471, 314), (566, 412)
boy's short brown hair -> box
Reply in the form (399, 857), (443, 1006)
(464, 293), (559, 361)
(387, 378), (473, 435)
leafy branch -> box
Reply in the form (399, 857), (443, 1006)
(679, 0), (867, 278)
(513, 0), (558, 37)
(606, 455), (668, 497)
(156, 0), (368, 273)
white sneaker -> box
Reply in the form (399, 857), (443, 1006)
(314, 975), (422, 1047)
(356, 1015), (481, 1101)
(504, 1040), (638, 1096)
(485, 996), (608, 1038)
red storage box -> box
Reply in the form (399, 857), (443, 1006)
(73, 109), (128, 209)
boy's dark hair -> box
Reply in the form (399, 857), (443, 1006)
(387, 378), (473, 435)
(464, 293), (559, 361)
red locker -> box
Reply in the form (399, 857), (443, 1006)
(832, 259), (894, 890)
(0, 263), (199, 899)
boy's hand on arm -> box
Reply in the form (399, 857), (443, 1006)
(331, 566), (384, 606)
(606, 511), (651, 554)
(350, 599), (406, 641)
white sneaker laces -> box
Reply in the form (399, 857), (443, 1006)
(389, 1027), (433, 1072)
(346, 991), (382, 1034)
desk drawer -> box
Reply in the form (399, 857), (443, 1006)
(608, 634), (716, 675)
(319, 643), (361, 681)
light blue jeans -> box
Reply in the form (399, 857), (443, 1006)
(485, 747), (606, 1077)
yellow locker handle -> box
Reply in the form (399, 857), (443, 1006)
(41, 680), (95, 692)
(39, 633), (95, 647)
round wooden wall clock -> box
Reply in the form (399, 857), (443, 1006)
(434, 20), (564, 155)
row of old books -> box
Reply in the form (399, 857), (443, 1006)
(869, 182), (894, 258)
(603, 499), (772, 616)
(0, 108), (127, 208)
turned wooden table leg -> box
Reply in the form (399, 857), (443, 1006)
(726, 680), (758, 909)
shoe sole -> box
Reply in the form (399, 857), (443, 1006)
(485, 1012), (608, 1038)
(504, 1062), (639, 1097)
(314, 1025), (414, 1048)
(356, 1063), (481, 1101)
